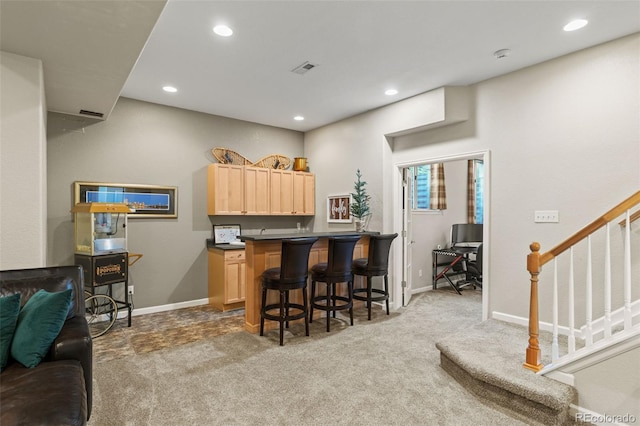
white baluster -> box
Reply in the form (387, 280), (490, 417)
(552, 258), (559, 362)
(604, 223), (612, 338)
(568, 247), (576, 354)
(585, 235), (593, 346)
(624, 210), (632, 330)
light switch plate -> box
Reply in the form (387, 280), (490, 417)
(534, 210), (559, 223)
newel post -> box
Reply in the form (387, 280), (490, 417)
(524, 242), (543, 372)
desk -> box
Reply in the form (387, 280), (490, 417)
(432, 247), (477, 294)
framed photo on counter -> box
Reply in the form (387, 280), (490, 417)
(327, 194), (352, 223)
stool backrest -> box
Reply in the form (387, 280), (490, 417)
(366, 233), (398, 274)
(279, 237), (318, 284)
(325, 235), (361, 278)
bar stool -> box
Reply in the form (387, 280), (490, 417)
(309, 235), (361, 332)
(352, 233), (398, 320)
(260, 237), (318, 346)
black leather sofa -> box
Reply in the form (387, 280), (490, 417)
(0, 265), (92, 425)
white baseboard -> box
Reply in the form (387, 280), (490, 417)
(491, 311), (573, 337)
(130, 298), (210, 317)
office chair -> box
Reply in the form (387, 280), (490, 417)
(463, 243), (483, 289)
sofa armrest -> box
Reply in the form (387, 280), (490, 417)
(51, 316), (93, 419)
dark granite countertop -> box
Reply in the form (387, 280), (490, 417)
(239, 231), (379, 242)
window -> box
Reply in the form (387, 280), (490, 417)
(468, 159), (484, 224)
(409, 163), (447, 211)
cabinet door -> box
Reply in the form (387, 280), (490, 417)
(207, 164), (244, 215)
(244, 167), (270, 215)
(293, 172), (315, 215)
(270, 169), (294, 215)
(225, 261), (245, 303)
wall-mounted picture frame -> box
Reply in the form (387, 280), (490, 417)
(327, 194), (352, 223)
(74, 181), (177, 219)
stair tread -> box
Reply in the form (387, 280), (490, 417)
(436, 319), (576, 411)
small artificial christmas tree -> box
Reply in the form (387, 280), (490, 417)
(350, 169), (371, 231)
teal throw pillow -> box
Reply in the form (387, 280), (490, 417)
(0, 293), (21, 370)
(11, 289), (72, 368)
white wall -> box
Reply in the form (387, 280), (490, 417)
(47, 97), (304, 308)
(0, 51), (47, 269)
(392, 34), (640, 321)
(307, 34), (640, 322)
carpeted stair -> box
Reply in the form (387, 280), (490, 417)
(436, 319), (577, 425)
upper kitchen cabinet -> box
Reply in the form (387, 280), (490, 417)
(207, 164), (269, 215)
(270, 169), (315, 216)
(269, 169), (294, 215)
(293, 171), (315, 215)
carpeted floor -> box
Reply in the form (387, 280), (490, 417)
(87, 289), (566, 425)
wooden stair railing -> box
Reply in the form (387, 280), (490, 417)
(524, 190), (640, 372)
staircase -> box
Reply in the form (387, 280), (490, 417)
(436, 320), (578, 425)
(437, 191), (640, 424)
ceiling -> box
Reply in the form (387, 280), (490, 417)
(2, 1), (639, 132)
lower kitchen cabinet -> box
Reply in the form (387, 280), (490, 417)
(208, 248), (245, 311)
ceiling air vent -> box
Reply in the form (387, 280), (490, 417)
(79, 109), (104, 118)
(291, 61), (318, 75)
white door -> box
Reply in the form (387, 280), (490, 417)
(402, 167), (413, 306)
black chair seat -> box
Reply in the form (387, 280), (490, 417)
(352, 258), (367, 273)
(309, 235), (360, 332)
(260, 237), (318, 346)
(352, 233), (398, 320)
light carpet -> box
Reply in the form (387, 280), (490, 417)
(88, 290), (541, 425)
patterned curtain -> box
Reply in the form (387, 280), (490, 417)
(467, 160), (476, 223)
(429, 163), (447, 210)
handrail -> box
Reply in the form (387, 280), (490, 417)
(539, 191), (640, 266)
(619, 208), (640, 227)
(524, 190), (640, 372)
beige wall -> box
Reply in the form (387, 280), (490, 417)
(47, 97), (304, 308)
(0, 51), (47, 269)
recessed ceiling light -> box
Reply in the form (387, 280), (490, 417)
(162, 86), (177, 93)
(213, 25), (233, 37)
(385, 89), (398, 96)
(563, 19), (588, 32)
(294, 115), (304, 121)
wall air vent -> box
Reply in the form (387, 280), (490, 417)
(291, 61), (319, 75)
(79, 109), (104, 118)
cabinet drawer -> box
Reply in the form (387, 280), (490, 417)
(225, 250), (245, 261)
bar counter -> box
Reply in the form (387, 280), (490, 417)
(239, 231), (378, 333)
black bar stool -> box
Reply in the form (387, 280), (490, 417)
(260, 237), (318, 346)
(309, 235), (361, 332)
(352, 233), (398, 320)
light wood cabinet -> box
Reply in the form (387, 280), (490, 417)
(244, 166), (270, 215)
(208, 164), (244, 215)
(208, 248), (245, 311)
(270, 169), (315, 216)
(208, 164), (270, 215)
(269, 169), (294, 215)
(293, 172), (315, 215)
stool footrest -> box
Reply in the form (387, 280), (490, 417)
(353, 288), (388, 303)
(311, 295), (352, 311)
(262, 303), (307, 322)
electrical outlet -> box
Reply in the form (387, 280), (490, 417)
(534, 210), (559, 223)
(128, 286), (134, 295)
(419, 269), (423, 277)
